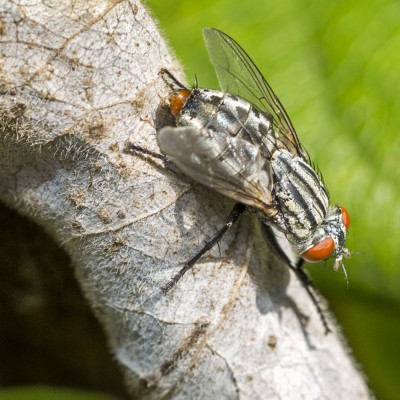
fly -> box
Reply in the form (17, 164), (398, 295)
(127, 28), (351, 333)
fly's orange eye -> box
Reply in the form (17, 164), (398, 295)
(340, 206), (350, 229)
(302, 237), (335, 263)
(169, 89), (191, 116)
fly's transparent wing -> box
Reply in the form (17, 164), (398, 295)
(203, 27), (305, 158)
(158, 126), (274, 211)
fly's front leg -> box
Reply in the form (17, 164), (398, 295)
(261, 224), (331, 334)
(290, 260), (331, 334)
(162, 202), (246, 292)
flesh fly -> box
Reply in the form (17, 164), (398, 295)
(127, 28), (352, 333)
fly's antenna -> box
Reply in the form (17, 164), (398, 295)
(334, 256), (349, 288)
(342, 262), (349, 288)
(193, 74), (199, 89)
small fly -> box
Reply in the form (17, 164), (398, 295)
(127, 28), (351, 333)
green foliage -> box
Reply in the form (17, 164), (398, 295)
(148, 1), (400, 399)
(0, 386), (120, 400)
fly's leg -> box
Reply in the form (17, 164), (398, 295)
(124, 142), (172, 163)
(261, 224), (331, 334)
(159, 68), (188, 91)
(162, 202), (246, 292)
(290, 260), (331, 334)
(126, 141), (246, 292)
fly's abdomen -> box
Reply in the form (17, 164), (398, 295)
(178, 89), (276, 157)
(160, 88), (275, 210)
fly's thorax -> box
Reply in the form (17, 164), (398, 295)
(269, 149), (329, 241)
(256, 149), (350, 267)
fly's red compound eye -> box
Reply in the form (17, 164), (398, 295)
(340, 206), (350, 229)
(169, 89), (191, 116)
(301, 237), (335, 263)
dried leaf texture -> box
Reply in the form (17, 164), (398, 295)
(0, 1), (371, 399)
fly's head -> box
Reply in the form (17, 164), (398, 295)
(300, 206), (351, 277)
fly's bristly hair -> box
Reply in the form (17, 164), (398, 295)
(159, 68), (187, 92)
(312, 160), (329, 198)
(192, 75), (199, 90)
(300, 145), (328, 198)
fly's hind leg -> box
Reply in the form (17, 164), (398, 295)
(126, 141), (246, 291)
(162, 202), (246, 292)
(159, 68), (188, 91)
(124, 142), (174, 165)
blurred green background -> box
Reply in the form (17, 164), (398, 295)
(148, 0), (400, 399)
(0, 387), (120, 400)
